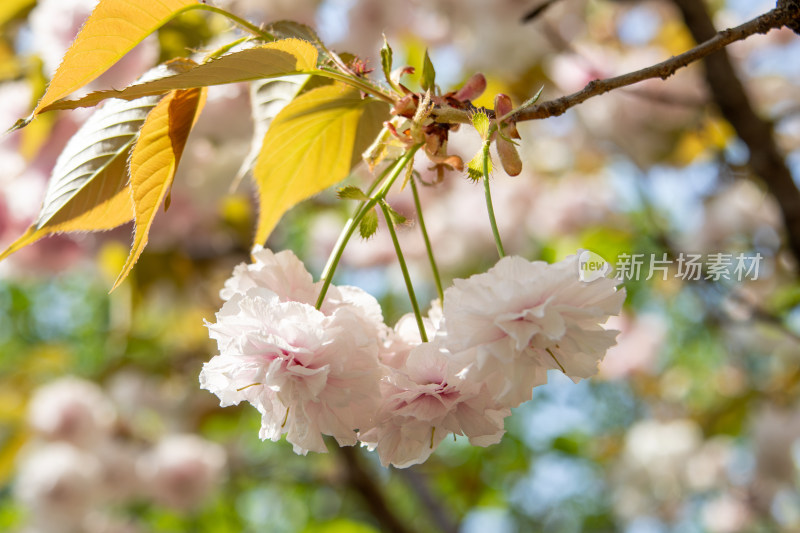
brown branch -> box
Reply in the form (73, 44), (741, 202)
(517, 6), (795, 120)
(431, 7), (797, 125)
(337, 446), (416, 533)
(397, 468), (459, 533)
(671, 0), (800, 268)
(521, 0), (563, 23)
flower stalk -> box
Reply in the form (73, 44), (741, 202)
(316, 146), (421, 309)
(409, 175), (444, 302)
(481, 140), (505, 258)
(380, 201), (428, 343)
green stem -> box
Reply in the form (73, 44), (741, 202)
(316, 146), (421, 310)
(481, 141), (505, 258)
(312, 69), (396, 104)
(380, 201), (428, 343)
(183, 6), (395, 104)
(410, 176), (444, 302)
(183, 4), (273, 40)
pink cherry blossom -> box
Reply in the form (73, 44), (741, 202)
(379, 301), (443, 369)
(443, 254), (625, 405)
(201, 287), (384, 454)
(27, 376), (117, 447)
(221, 245), (386, 335)
(359, 339), (509, 468)
(137, 434), (226, 511)
(15, 442), (103, 531)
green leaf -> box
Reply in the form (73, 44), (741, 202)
(252, 82), (390, 244)
(380, 35), (393, 84)
(359, 208), (378, 239)
(40, 39), (319, 112)
(266, 20), (329, 59)
(381, 200), (407, 225)
(113, 87), (206, 290)
(467, 149), (491, 182)
(0, 63), (187, 262)
(33, 0), (198, 114)
(421, 49), (436, 92)
(471, 110), (491, 141)
(515, 86), (545, 115)
(338, 186), (369, 201)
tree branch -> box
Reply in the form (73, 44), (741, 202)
(671, 0), (800, 268)
(431, 6), (798, 125)
(397, 468), (459, 533)
(515, 5), (795, 121)
(337, 446), (416, 533)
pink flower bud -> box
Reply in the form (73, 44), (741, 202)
(497, 136), (523, 176)
(453, 73), (487, 102)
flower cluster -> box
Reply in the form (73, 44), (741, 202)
(201, 247), (625, 467)
(17, 376), (227, 533)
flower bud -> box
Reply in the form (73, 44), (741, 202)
(453, 73), (487, 102)
(497, 136), (522, 176)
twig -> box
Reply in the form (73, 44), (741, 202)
(517, 7), (792, 120)
(431, 7), (796, 125)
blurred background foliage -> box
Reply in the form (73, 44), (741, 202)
(1, 0), (800, 532)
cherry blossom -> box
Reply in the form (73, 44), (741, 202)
(221, 245), (386, 334)
(201, 287), (384, 454)
(15, 442), (103, 532)
(359, 339), (509, 468)
(137, 434), (226, 511)
(27, 376), (117, 447)
(443, 254), (625, 405)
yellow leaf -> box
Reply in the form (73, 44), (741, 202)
(253, 83), (389, 244)
(0, 0), (34, 28)
(33, 0), (198, 114)
(0, 430), (28, 485)
(41, 39), (319, 112)
(0, 161), (133, 262)
(0, 91), (168, 263)
(113, 87), (206, 290)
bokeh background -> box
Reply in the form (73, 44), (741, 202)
(1, 0), (800, 531)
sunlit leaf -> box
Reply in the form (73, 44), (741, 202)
(1, 107), (161, 261)
(471, 110), (491, 140)
(266, 20), (328, 58)
(380, 35), (393, 84)
(236, 74), (310, 182)
(337, 186), (369, 201)
(421, 49), (436, 92)
(252, 82), (389, 244)
(113, 87), (206, 290)
(467, 148), (491, 182)
(41, 39), (319, 112)
(359, 208), (378, 239)
(0, 430), (28, 485)
(33, 0), (198, 114)
(381, 200), (407, 225)
(0, 63), (199, 263)
(0, 0), (34, 29)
